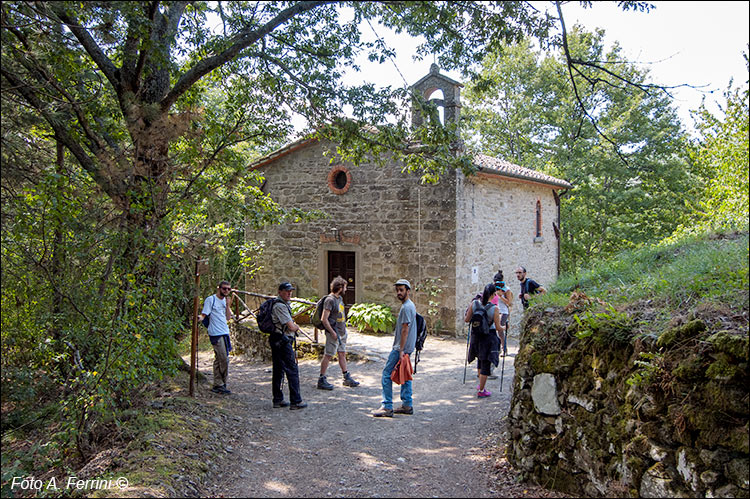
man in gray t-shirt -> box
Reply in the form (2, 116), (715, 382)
(373, 279), (417, 418)
(269, 282), (306, 410)
(317, 276), (360, 390)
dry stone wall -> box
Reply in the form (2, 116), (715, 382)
(508, 307), (749, 498)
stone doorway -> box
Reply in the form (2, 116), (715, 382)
(327, 250), (355, 311)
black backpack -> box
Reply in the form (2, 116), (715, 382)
(413, 313), (428, 374)
(258, 297), (283, 334)
(470, 300), (490, 338)
(311, 295), (328, 330)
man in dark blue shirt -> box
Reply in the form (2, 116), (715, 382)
(515, 267), (546, 309)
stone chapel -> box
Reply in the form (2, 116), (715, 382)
(245, 65), (572, 334)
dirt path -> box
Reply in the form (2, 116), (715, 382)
(193, 332), (556, 498)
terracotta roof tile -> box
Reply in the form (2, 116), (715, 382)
(473, 154), (572, 189)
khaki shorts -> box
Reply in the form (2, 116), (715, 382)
(324, 330), (347, 357)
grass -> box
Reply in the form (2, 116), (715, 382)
(536, 230), (749, 328)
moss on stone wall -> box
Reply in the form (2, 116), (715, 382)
(508, 302), (749, 497)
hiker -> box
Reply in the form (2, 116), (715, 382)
(318, 276), (360, 390)
(492, 270), (513, 355)
(515, 266), (546, 309)
(199, 281), (234, 395)
(373, 279), (417, 417)
(465, 283), (503, 398)
(270, 282), (307, 410)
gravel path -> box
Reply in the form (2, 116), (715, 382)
(196, 331), (559, 498)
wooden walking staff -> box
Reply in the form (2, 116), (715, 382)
(189, 259), (209, 397)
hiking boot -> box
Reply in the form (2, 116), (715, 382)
(317, 376), (334, 390)
(342, 373), (360, 387)
(393, 405), (414, 415)
(477, 389), (492, 398)
(373, 407), (393, 418)
(273, 401), (290, 408)
(289, 402), (308, 410)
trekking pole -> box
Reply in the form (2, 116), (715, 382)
(462, 323), (471, 384)
(499, 319), (508, 392)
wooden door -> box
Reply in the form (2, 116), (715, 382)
(327, 251), (355, 311)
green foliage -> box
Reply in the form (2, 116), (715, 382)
(573, 304), (633, 345)
(626, 352), (664, 389)
(415, 278), (444, 330)
(347, 303), (396, 334)
(682, 53), (749, 233)
(290, 299), (317, 317)
(464, 29), (698, 271)
(544, 230), (749, 334)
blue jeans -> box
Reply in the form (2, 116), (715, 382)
(381, 349), (412, 410)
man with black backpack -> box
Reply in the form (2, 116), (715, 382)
(373, 279), (417, 418)
(316, 276), (360, 391)
(269, 282), (307, 410)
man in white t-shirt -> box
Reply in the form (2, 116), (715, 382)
(199, 281), (234, 394)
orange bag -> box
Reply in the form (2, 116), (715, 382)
(390, 354), (413, 385)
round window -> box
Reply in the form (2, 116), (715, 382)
(327, 166), (351, 195)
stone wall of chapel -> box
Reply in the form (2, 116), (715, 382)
(245, 140), (458, 331)
(454, 171), (560, 335)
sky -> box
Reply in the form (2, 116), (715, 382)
(340, 1), (749, 136)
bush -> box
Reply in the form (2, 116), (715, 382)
(347, 303), (395, 334)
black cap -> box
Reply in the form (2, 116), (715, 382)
(278, 282), (295, 291)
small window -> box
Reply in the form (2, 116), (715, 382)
(327, 166), (351, 195)
(535, 200), (543, 241)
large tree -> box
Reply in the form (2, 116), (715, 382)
(464, 27), (697, 270)
(1, 0), (656, 454)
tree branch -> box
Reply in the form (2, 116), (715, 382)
(555, 0), (629, 165)
(161, 1), (331, 111)
(48, 4), (121, 93)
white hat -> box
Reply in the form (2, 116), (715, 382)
(394, 278), (411, 289)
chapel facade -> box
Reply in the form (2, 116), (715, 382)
(245, 65), (571, 334)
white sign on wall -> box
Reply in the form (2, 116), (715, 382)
(471, 266), (479, 284)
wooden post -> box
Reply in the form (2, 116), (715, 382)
(190, 259), (209, 397)
(189, 262), (200, 397)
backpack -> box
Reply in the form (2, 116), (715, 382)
(413, 313), (428, 374)
(257, 297), (282, 334)
(311, 295), (329, 330)
(470, 300), (490, 338)
(201, 296), (215, 328)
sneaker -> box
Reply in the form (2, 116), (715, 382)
(342, 373), (360, 387)
(273, 401), (290, 408)
(393, 405), (414, 415)
(373, 407), (393, 418)
(289, 402), (308, 410)
(477, 389), (492, 398)
(220, 384), (231, 394)
(211, 386), (223, 394)
(212, 385), (230, 394)
(317, 376), (334, 390)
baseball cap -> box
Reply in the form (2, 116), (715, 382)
(278, 282), (295, 291)
(394, 278), (411, 289)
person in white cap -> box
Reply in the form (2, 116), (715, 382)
(373, 278), (417, 417)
